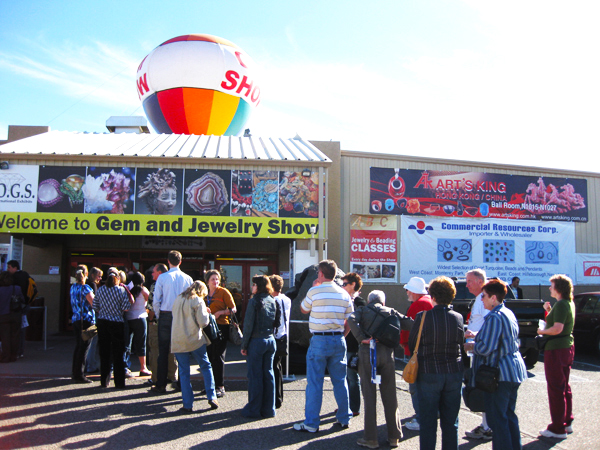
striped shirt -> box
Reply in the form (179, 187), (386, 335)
(409, 305), (464, 374)
(301, 281), (353, 333)
(93, 285), (130, 322)
(472, 303), (527, 383)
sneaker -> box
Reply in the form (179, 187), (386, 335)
(387, 438), (399, 448)
(216, 386), (225, 398)
(539, 429), (567, 439)
(124, 369), (135, 379)
(404, 419), (420, 431)
(465, 425), (493, 440)
(565, 424), (573, 434)
(333, 421), (349, 429)
(293, 423), (319, 433)
(357, 438), (380, 449)
(209, 399), (219, 410)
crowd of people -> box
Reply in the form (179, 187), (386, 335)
(2, 254), (576, 450)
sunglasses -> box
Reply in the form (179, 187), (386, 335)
(342, 282), (349, 286)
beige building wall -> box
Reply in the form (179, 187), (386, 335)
(338, 149), (600, 312)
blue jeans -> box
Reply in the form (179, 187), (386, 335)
(417, 371), (462, 450)
(85, 335), (100, 372)
(304, 335), (351, 429)
(174, 344), (215, 409)
(409, 382), (419, 422)
(346, 351), (361, 414)
(242, 336), (276, 418)
(485, 381), (522, 450)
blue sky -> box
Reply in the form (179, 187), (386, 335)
(1, 1), (599, 172)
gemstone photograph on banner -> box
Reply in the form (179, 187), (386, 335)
(36, 166), (87, 213)
(135, 168), (184, 216)
(251, 171), (278, 217)
(83, 167), (135, 214)
(278, 170), (319, 218)
(231, 170), (253, 216)
(183, 169), (231, 216)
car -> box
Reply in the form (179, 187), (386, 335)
(573, 292), (600, 356)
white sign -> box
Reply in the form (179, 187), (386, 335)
(0, 164), (39, 212)
(575, 253), (600, 285)
(401, 216), (575, 285)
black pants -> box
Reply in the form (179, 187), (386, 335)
(157, 311), (173, 389)
(0, 312), (21, 363)
(207, 324), (229, 387)
(97, 319), (126, 388)
(72, 320), (92, 379)
(273, 353), (284, 408)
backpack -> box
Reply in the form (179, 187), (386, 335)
(26, 276), (38, 303)
(367, 304), (402, 348)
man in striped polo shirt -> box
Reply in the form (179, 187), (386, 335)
(293, 260), (354, 433)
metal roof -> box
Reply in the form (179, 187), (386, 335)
(0, 131), (332, 165)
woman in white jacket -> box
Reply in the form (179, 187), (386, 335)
(171, 280), (218, 412)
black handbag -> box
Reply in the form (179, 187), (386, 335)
(347, 352), (359, 370)
(534, 334), (561, 351)
(10, 286), (25, 312)
(228, 308), (243, 345)
(462, 368), (486, 412)
(204, 313), (223, 343)
(475, 363), (500, 393)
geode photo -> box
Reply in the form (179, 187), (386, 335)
(183, 169), (231, 216)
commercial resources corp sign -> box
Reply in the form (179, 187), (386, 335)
(400, 216), (575, 285)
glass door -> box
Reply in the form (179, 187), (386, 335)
(217, 261), (276, 324)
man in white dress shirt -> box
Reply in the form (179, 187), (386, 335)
(150, 250), (193, 394)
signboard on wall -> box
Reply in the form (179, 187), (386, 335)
(0, 164), (321, 237)
(370, 167), (588, 223)
(575, 253), (600, 285)
(350, 214), (397, 283)
(400, 216), (575, 285)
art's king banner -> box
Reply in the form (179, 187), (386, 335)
(350, 214), (397, 283)
(400, 216), (576, 285)
(370, 168), (588, 223)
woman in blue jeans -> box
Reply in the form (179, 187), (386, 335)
(465, 279), (527, 450)
(409, 276), (464, 450)
(171, 280), (218, 412)
(240, 275), (277, 418)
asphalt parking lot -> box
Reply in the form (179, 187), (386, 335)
(0, 336), (598, 450)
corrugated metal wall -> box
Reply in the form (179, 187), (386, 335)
(340, 150), (600, 282)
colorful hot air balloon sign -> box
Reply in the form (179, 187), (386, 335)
(136, 34), (261, 136)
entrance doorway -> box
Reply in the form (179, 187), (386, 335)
(216, 261), (276, 323)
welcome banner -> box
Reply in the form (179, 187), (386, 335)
(0, 164), (320, 237)
(400, 216), (575, 285)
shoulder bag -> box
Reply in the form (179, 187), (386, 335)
(10, 286), (25, 313)
(534, 334), (562, 351)
(228, 308), (243, 345)
(204, 313), (223, 343)
(403, 310), (426, 384)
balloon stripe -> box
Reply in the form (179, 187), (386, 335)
(181, 88), (214, 135)
(225, 99), (252, 136)
(142, 93), (172, 134)
(158, 88), (189, 134)
(161, 34), (239, 48)
(207, 91), (240, 135)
